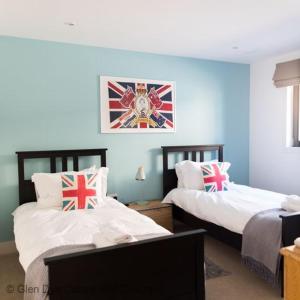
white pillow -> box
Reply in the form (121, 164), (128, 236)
(175, 160), (218, 190)
(175, 161), (186, 188)
(32, 166), (108, 208)
(96, 167), (109, 198)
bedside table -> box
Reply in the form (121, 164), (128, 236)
(280, 245), (300, 300)
(128, 200), (173, 232)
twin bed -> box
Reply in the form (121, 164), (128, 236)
(15, 149), (205, 300)
(162, 144), (300, 297)
(161, 144), (300, 249)
(13, 145), (300, 299)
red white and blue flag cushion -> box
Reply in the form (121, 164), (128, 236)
(61, 173), (98, 211)
(201, 163), (230, 192)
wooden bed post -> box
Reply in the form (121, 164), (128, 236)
(162, 147), (168, 197)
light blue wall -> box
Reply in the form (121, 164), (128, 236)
(0, 36), (249, 242)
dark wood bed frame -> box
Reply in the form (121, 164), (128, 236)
(16, 148), (205, 300)
(162, 145), (244, 248)
(162, 144), (300, 296)
(162, 144), (300, 248)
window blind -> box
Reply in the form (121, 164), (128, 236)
(273, 59), (300, 88)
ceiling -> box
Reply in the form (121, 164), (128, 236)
(1, 0), (300, 63)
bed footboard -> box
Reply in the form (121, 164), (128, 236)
(281, 212), (300, 246)
(44, 230), (205, 300)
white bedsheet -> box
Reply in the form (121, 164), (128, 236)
(13, 197), (170, 272)
(163, 183), (286, 235)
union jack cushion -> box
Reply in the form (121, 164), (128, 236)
(61, 173), (98, 211)
(201, 162), (230, 192)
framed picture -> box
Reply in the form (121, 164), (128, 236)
(100, 76), (176, 133)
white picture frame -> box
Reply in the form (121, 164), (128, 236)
(100, 76), (176, 133)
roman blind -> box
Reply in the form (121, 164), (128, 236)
(273, 59), (300, 88)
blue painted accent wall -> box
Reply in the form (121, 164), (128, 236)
(0, 36), (249, 242)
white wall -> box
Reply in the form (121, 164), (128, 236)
(250, 50), (300, 195)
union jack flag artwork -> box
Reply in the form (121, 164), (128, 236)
(100, 76), (176, 133)
(61, 173), (98, 211)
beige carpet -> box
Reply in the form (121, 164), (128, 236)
(0, 252), (24, 300)
(205, 236), (281, 300)
(0, 237), (282, 300)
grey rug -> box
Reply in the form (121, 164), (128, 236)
(205, 257), (231, 280)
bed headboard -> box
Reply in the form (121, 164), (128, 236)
(16, 148), (107, 205)
(161, 144), (224, 197)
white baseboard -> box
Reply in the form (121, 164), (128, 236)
(0, 240), (17, 255)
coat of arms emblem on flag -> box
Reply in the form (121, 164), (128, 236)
(100, 76), (176, 133)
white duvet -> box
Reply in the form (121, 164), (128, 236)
(163, 183), (286, 235)
(13, 197), (169, 272)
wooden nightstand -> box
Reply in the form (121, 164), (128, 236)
(280, 245), (300, 300)
(128, 200), (173, 232)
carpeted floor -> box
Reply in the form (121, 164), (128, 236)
(204, 236), (281, 300)
(0, 252), (24, 300)
(0, 236), (282, 300)
(205, 256), (231, 280)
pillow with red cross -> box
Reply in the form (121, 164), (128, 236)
(61, 173), (98, 211)
(201, 162), (231, 192)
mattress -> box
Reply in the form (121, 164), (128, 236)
(162, 183), (286, 234)
(13, 197), (170, 272)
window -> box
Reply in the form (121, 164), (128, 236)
(273, 58), (300, 147)
(286, 85), (300, 147)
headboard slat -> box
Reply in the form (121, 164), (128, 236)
(161, 144), (224, 197)
(200, 151), (204, 162)
(73, 156), (79, 171)
(50, 157), (56, 173)
(192, 151), (196, 162)
(184, 151), (189, 160)
(62, 156), (68, 172)
(16, 148), (108, 205)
